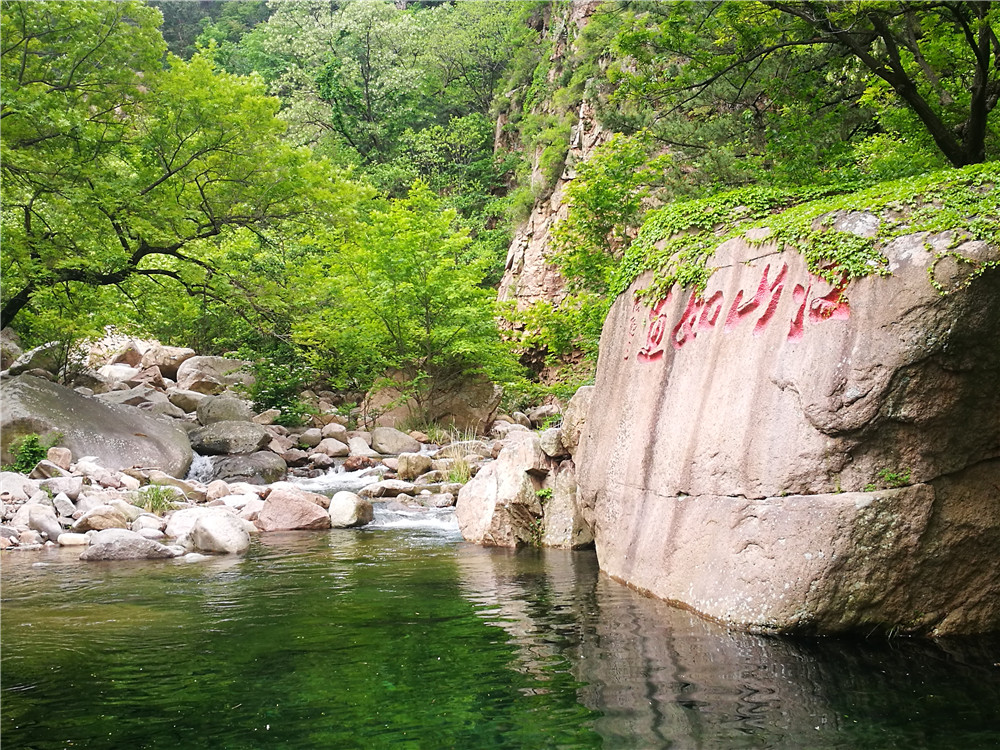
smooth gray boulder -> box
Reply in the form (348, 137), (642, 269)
(0, 375), (192, 477)
(196, 395), (254, 425)
(190, 421), (270, 455)
(79, 528), (176, 561)
(7, 342), (62, 376)
(371, 427), (421, 455)
(208, 452), (287, 485)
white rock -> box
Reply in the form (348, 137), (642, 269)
(57, 532), (90, 546)
(329, 491), (374, 528)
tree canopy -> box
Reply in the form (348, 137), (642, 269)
(1, 0), (349, 335)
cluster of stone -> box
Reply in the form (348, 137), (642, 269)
(0, 444), (375, 560)
(456, 396), (595, 549)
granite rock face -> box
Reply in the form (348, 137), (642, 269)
(0, 375), (193, 478)
(577, 231), (1000, 636)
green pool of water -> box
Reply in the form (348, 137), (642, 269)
(3, 522), (999, 748)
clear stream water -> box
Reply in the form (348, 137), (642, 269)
(3, 507), (999, 749)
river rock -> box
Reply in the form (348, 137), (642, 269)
(140, 344), (195, 380)
(18, 529), (43, 546)
(539, 461), (592, 549)
(315, 437), (349, 457)
(209, 452), (287, 485)
(266, 485), (330, 509)
(185, 513), (251, 554)
(197, 395), (254, 425)
(52, 492), (76, 517)
(190, 421), (270, 455)
(95, 384), (165, 407)
(0, 472), (40, 503)
(79, 528), (176, 561)
(29, 504), (64, 540)
(7, 342), (62, 377)
(165, 507), (244, 539)
(577, 231), (1000, 636)
(72, 504), (130, 532)
(342, 456), (377, 472)
(359, 480), (416, 499)
(175, 356), (251, 395)
(98, 363), (141, 386)
(328, 491), (374, 528)
(558, 386), (593, 457)
(433, 440), (493, 459)
(29, 460), (69, 479)
(252, 409), (280, 425)
(296, 428), (323, 448)
(257, 490), (331, 531)
(527, 404), (560, 428)
(0, 375), (193, 477)
(57, 532), (90, 546)
(348, 437), (380, 459)
(132, 515), (166, 533)
(128, 365), (166, 390)
(396, 452), (432, 481)
(46, 446), (73, 471)
(1, 327), (23, 370)
(456, 431), (556, 547)
(321, 423), (348, 441)
(371, 427), (420, 455)
(538, 428), (568, 459)
(167, 389), (206, 413)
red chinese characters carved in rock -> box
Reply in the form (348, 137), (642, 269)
(632, 263), (850, 361)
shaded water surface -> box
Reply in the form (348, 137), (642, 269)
(3, 516), (999, 748)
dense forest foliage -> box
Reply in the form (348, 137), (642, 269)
(2, 1), (997, 414)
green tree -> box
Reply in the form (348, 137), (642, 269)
(294, 181), (519, 401)
(613, 1), (999, 180)
(1, 1), (343, 334)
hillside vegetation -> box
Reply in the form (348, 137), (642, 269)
(2, 0), (997, 412)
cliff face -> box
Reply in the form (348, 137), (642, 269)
(575, 226), (1000, 636)
(496, 2), (608, 316)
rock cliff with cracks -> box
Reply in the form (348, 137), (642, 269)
(576, 227), (999, 636)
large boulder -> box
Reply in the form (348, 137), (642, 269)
(190, 421), (270, 455)
(371, 426), (420, 455)
(175, 356), (251, 395)
(185, 513), (252, 554)
(79, 528), (176, 561)
(140, 344), (196, 380)
(208, 452), (287, 485)
(71, 504), (130, 532)
(456, 431), (556, 547)
(539, 461), (593, 549)
(196, 395), (254, 425)
(257, 488), (332, 531)
(165, 506), (243, 540)
(577, 229), (1000, 636)
(1, 327), (23, 370)
(328, 491), (374, 528)
(0, 375), (192, 477)
(396, 452), (432, 481)
(6, 342), (62, 377)
(558, 386), (594, 457)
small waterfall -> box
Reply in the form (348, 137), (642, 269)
(290, 465), (382, 495)
(186, 452), (216, 483)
